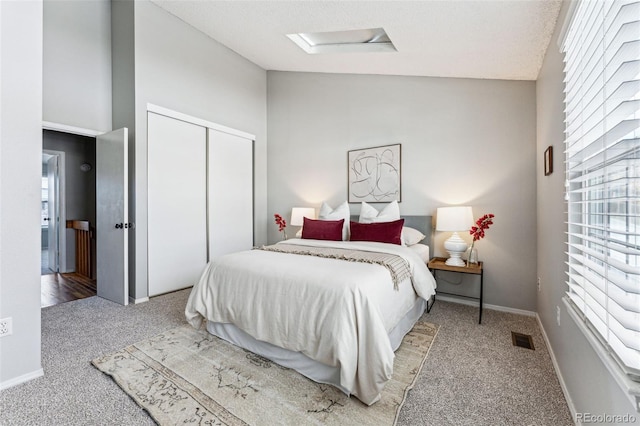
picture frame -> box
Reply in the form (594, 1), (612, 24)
(348, 144), (401, 203)
(544, 146), (553, 176)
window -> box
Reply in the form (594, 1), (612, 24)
(563, 0), (640, 382)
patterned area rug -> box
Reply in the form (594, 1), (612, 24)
(92, 320), (438, 425)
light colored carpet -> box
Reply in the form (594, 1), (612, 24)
(92, 321), (438, 425)
(0, 289), (572, 425)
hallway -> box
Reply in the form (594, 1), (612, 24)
(41, 272), (96, 308)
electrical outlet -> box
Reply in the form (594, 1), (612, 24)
(0, 317), (12, 337)
(556, 306), (561, 326)
(537, 277), (541, 292)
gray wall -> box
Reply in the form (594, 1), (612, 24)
(536, 0), (637, 417)
(42, 0), (111, 279)
(111, 0), (137, 297)
(43, 130), (97, 276)
(130, 1), (268, 299)
(0, 0), (43, 387)
(43, 0), (268, 300)
(267, 71), (538, 311)
(43, 0), (112, 132)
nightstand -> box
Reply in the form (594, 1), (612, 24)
(427, 257), (484, 324)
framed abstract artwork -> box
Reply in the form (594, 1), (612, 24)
(348, 144), (401, 203)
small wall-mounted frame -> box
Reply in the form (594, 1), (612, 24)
(544, 146), (553, 176)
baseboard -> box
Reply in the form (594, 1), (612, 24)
(0, 368), (44, 391)
(484, 302), (536, 317)
(129, 296), (149, 304)
(435, 294), (537, 317)
(536, 313), (578, 425)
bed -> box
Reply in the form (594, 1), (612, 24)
(185, 215), (436, 405)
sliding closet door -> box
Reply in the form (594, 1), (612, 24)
(208, 129), (253, 258)
(148, 112), (207, 296)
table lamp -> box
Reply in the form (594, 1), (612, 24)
(291, 207), (316, 237)
(436, 206), (473, 266)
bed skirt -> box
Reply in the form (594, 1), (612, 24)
(206, 297), (427, 397)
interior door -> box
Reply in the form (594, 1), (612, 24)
(47, 156), (59, 273)
(96, 128), (129, 305)
(148, 112), (207, 297)
(208, 129), (254, 258)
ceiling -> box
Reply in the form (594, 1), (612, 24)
(150, 0), (563, 81)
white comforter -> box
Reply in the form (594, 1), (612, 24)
(185, 238), (436, 405)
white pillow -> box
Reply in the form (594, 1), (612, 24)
(319, 201), (350, 240)
(402, 226), (426, 246)
(358, 201), (400, 223)
(409, 243), (430, 263)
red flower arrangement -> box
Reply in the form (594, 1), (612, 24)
(274, 213), (287, 240)
(467, 213), (495, 266)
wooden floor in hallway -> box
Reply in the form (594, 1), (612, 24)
(41, 273), (96, 308)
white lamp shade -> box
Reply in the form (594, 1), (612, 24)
(436, 206), (473, 231)
(291, 207), (316, 226)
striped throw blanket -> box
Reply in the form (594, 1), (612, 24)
(257, 244), (413, 290)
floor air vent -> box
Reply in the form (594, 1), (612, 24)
(511, 332), (535, 350)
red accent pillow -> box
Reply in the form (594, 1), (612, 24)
(349, 219), (405, 245)
(301, 218), (345, 241)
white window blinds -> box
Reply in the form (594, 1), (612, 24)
(563, 0), (640, 380)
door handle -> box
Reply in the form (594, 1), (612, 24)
(124, 222), (136, 229)
(115, 223), (123, 229)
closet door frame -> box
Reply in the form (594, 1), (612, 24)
(147, 104), (255, 141)
(146, 103), (255, 296)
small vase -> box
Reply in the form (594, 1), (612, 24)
(465, 247), (478, 266)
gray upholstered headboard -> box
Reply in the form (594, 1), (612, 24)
(349, 215), (433, 247)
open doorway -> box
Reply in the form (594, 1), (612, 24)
(41, 130), (97, 308)
(41, 151), (60, 275)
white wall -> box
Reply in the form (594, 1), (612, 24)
(536, 0), (637, 417)
(0, 0), (43, 388)
(43, 0), (112, 132)
(131, 1), (268, 299)
(267, 71), (537, 311)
